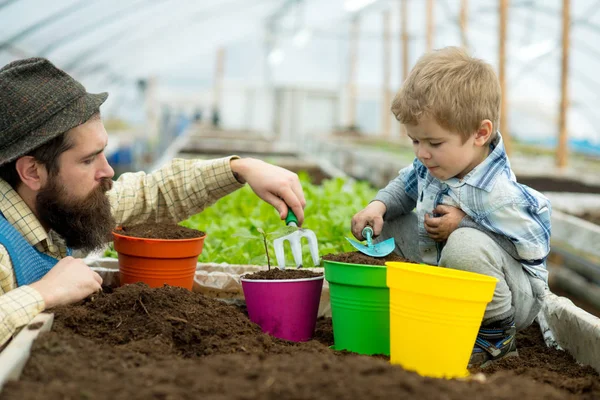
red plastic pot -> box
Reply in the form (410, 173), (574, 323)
(112, 228), (206, 290)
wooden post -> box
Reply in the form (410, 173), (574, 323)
(213, 47), (225, 113)
(347, 17), (360, 128)
(499, 0), (511, 154)
(382, 9), (392, 138)
(426, 0), (434, 51)
(399, 0), (409, 137)
(401, 0), (409, 81)
(557, 0), (571, 168)
(460, 0), (468, 48)
(145, 76), (160, 152)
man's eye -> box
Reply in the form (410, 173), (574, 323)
(412, 140), (419, 145)
(430, 142), (442, 147)
(84, 158), (94, 165)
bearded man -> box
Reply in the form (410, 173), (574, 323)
(0, 58), (307, 347)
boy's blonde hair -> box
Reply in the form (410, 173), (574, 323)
(391, 46), (501, 143)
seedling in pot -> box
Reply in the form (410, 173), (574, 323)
(233, 226), (299, 270)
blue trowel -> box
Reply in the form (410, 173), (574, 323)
(346, 226), (395, 257)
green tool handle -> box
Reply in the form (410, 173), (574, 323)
(285, 208), (299, 227)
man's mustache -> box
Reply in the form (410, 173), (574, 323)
(99, 178), (113, 192)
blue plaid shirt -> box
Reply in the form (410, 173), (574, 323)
(374, 133), (551, 281)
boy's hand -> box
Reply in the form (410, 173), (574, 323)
(424, 205), (466, 242)
(351, 201), (387, 240)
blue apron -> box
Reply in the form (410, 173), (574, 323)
(0, 213), (72, 286)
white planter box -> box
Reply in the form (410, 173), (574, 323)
(0, 313), (54, 391)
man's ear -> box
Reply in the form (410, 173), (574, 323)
(474, 119), (493, 146)
(15, 156), (46, 191)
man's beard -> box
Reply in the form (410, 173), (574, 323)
(36, 176), (116, 253)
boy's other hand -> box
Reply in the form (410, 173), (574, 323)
(351, 201), (387, 240)
(424, 205), (466, 242)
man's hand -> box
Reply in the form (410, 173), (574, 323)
(424, 205), (466, 242)
(29, 256), (103, 309)
(230, 158), (306, 225)
(351, 201), (387, 240)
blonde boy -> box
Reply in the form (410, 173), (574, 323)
(351, 47), (551, 367)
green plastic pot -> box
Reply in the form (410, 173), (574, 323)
(323, 259), (390, 356)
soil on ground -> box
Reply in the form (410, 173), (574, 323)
(116, 223), (204, 239)
(322, 251), (412, 266)
(576, 211), (600, 226)
(2, 284), (599, 400)
(517, 176), (600, 194)
(243, 268), (322, 280)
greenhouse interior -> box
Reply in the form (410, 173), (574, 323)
(1, 0), (600, 399)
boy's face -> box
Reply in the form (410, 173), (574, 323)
(406, 117), (491, 181)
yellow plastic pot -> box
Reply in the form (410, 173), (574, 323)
(386, 261), (498, 379)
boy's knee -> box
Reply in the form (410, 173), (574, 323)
(439, 228), (497, 273)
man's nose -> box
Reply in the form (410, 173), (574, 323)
(98, 153), (115, 180)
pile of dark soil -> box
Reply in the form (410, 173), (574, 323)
(2, 284), (599, 399)
(322, 251), (410, 266)
(49, 284), (322, 359)
(117, 223), (204, 239)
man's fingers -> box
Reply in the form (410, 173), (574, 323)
(263, 188), (304, 226)
(290, 178), (306, 208)
(260, 192), (287, 219)
(92, 271), (103, 286)
(289, 203), (304, 226)
(277, 187), (304, 225)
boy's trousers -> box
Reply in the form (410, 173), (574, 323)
(376, 212), (546, 330)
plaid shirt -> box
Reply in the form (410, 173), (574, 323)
(375, 133), (552, 280)
(0, 156), (243, 347)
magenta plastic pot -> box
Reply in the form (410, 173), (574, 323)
(241, 275), (324, 342)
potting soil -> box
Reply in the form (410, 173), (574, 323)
(117, 223), (204, 239)
(2, 283), (599, 399)
(322, 251), (411, 265)
(244, 268), (322, 280)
